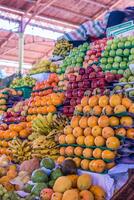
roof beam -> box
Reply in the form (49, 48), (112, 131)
(0, 33), (15, 49)
(51, 5), (92, 20)
(95, 0), (122, 19)
(83, 0), (108, 8)
(23, 0), (57, 30)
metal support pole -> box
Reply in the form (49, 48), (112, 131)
(18, 32), (24, 76)
(18, 17), (25, 77)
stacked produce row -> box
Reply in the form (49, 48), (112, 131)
(83, 38), (108, 67)
(101, 36), (134, 74)
(27, 74), (65, 121)
(63, 65), (121, 116)
(58, 94), (134, 173)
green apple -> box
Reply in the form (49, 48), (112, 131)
(100, 58), (107, 64)
(105, 63), (112, 70)
(119, 77), (127, 82)
(114, 56), (122, 63)
(107, 40), (113, 45)
(113, 38), (120, 44)
(108, 57), (114, 64)
(123, 49), (130, 56)
(121, 37), (127, 42)
(123, 57), (128, 62)
(120, 61), (127, 69)
(128, 36), (134, 41)
(111, 44), (118, 50)
(113, 62), (119, 69)
(130, 48), (134, 55)
(125, 41), (132, 48)
(116, 49), (123, 56)
(102, 51), (109, 57)
(106, 45), (111, 51)
(118, 42), (124, 48)
(83, 42), (89, 48)
(109, 50), (116, 57)
(111, 70), (117, 74)
(118, 69), (124, 74)
(129, 55), (134, 61)
(129, 91), (134, 97)
(123, 69), (132, 78)
(77, 57), (83, 63)
(128, 76), (134, 82)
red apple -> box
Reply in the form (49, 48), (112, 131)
(78, 82), (84, 88)
(76, 98), (81, 105)
(69, 107), (74, 114)
(70, 99), (76, 106)
(89, 72), (96, 79)
(79, 68), (85, 75)
(78, 90), (85, 97)
(63, 107), (69, 114)
(65, 90), (72, 98)
(69, 75), (76, 82)
(76, 75), (82, 82)
(72, 89), (78, 97)
(72, 82), (78, 89)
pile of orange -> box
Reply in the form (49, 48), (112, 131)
(0, 122), (32, 140)
(58, 94), (134, 173)
(28, 93), (65, 115)
(33, 73), (59, 91)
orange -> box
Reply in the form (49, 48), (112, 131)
(47, 105), (56, 113)
(73, 127), (83, 137)
(19, 129), (29, 138)
(83, 127), (92, 136)
(9, 131), (18, 138)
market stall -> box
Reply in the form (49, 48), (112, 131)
(0, 0), (133, 200)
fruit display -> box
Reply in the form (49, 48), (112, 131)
(0, 122), (32, 140)
(63, 65), (121, 116)
(100, 36), (134, 74)
(3, 101), (28, 124)
(58, 94), (134, 173)
(10, 76), (36, 88)
(53, 39), (73, 58)
(83, 38), (108, 67)
(29, 60), (58, 74)
(32, 73), (59, 92)
(0, 89), (23, 115)
(9, 138), (32, 163)
(29, 113), (68, 140)
(58, 42), (89, 74)
(113, 68), (134, 97)
(27, 92), (65, 117)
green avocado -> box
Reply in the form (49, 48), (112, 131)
(24, 183), (34, 193)
(31, 183), (47, 196)
(40, 158), (55, 170)
(48, 180), (55, 188)
(31, 169), (48, 183)
(50, 168), (63, 180)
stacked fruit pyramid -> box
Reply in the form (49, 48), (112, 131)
(101, 36), (134, 74)
(58, 94), (134, 173)
(63, 65), (121, 116)
(83, 38), (108, 67)
(27, 74), (65, 121)
(58, 42), (89, 74)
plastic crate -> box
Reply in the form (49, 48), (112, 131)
(14, 86), (32, 99)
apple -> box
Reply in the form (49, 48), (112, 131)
(111, 44), (117, 50)
(123, 49), (130, 56)
(63, 107), (69, 114)
(129, 55), (134, 61)
(83, 80), (90, 87)
(91, 80), (98, 88)
(72, 82), (78, 89)
(97, 72), (105, 78)
(82, 74), (89, 80)
(131, 48), (134, 55)
(70, 99), (76, 106)
(108, 57), (114, 64)
(78, 90), (85, 97)
(86, 66), (94, 74)
(102, 51), (109, 57)
(72, 89), (78, 97)
(119, 77), (127, 82)
(114, 56), (122, 63)
(105, 63), (111, 70)
(105, 72), (115, 83)
(65, 90), (72, 98)
(67, 82), (72, 89)
(69, 107), (74, 114)
(113, 62), (119, 69)
(89, 72), (96, 79)
(76, 75), (82, 82)
(116, 49), (123, 56)
(109, 50), (116, 57)
(78, 82), (84, 88)
(101, 58), (107, 64)
(79, 68), (85, 75)
(111, 70), (117, 74)
(118, 42), (124, 48)
(120, 61), (127, 69)
(69, 75), (76, 82)
(125, 41), (131, 48)
(118, 70), (124, 74)
(128, 76), (134, 82)
(85, 55), (90, 61)
(76, 98), (81, 105)
(98, 79), (105, 87)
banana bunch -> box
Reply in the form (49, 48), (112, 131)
(53, 39), (73, 57)
(31, 135), (59, 160)
(32, 113), (69, 136)
(8, 138), (32, 163)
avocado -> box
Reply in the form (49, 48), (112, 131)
(48, 179), (55, 188)
(50, 168), (63, 180)
(40, 158), (55, 170)
(31, 183), (47, 196)
(31, 169), (48, 183)
(24, 183), (34, 193)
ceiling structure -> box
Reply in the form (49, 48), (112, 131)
(0, 0), (133, 74)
